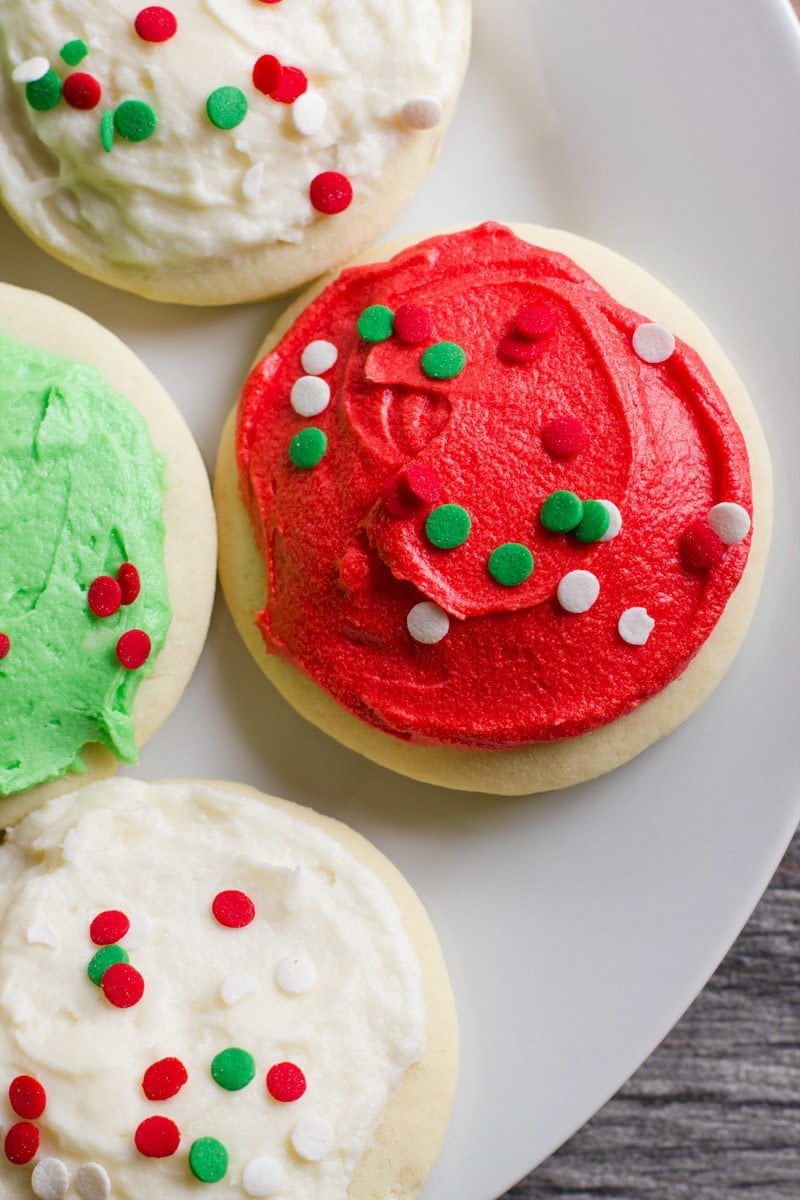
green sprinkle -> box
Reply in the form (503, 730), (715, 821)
(189, 1137), (229, 1183)
(210, 1048), (255, 1092)
(87, 944), (129, 987)
(289, 427), (327, 469)
(99, 110), (115, 153)
(574, 500), (611, 543)
(61, 39), (89, 66)
(206, 86), (248, 130)
(357, 305), (394, 343)
(540, 490), (583, 533)
(421, 341), (466, 380)
(488, 543), (534, 587)
(114, 99), (158, 143)
(25, 70), (62, 112)
(425, 503), (471, 549)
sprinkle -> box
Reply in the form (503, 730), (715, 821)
(0, 633), (10, 660)
(142, 1057), (188, 1101)
(488, 543), (534, 587)
(88, 576), (122, 618)
(60, 40), (89, 67)
(75, 1163), (112, 1200)
(275, 956), (316, 994)
(557, 570), (600, 614)
(596, 500), (622, 541)
(300, 340), (337, 375)
(271, 66), (307, 104)
(632, 322), (675, 363)
(357, 305), (394, 343)
(117, 562), (141, 605)
(425, 503), (471, 549)
(206, 86), (248, 130)
(310, 171), (353, 215)
(220, 974), (259, 1005)
(542, 417), (588, 458)
(390, 464), (440, 515)
(400, 96), (443, 129)
(252, 55), (283, 96)
(290, 1115), (335, 1162)
(134, 7), (178, 43)
(290, 375), (330, 418)
(393, 303), (433, 344)
(515, 305), (556, 339)
(87, 944), (129, 986)
(289, 427), (327, 468)
(243, 162), (265, 200)
(618, 607), (655, 645)
(26, 70), (62, 112)
(134, 1116), (180, 1158)
(406, 601), (450, 645)
(211, 1047), (256, 1092)
(421, 341), (466, 380)
(708, 501), (750, 545)
(115, 629), (151, 669)
(540, 490), (583, 534)
(242, 1156), (285, 1196)
(266, 1062), (307, 1103)
(32, 1157), (70, 1200)
(189, 1138), (228, 1184)
(102, 962), (145, 1008)
(679, 520), (726, 570)
(574, 500), (611, 543)
(4, 1122), (40, 1165)
(498, 334), (540, 364)
(114, 99), (158, 142)
(100, 110), (115, 152)
(63, 72), (102, 110)
(292, 92), (327, 136)
(212, 889), (255, 928)
(9, 1075), (47, 1120)
(26, 918), (58, 947)
(12, 57), (49, 84)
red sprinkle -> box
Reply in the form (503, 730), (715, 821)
(498, 334), (541, 364)
(266, 1061), (306, 1102)
(116, 629), (151, 670)
(393, 304), (433, 345)
(134, 6), (178, 43)
(271, 65), (307, 104)
(134, 1115), (180, 1158)
(8, 1076), (47, 1120)
(382, 464), (441, 517)
(0, 633), (9, 660)
(142, 1057), (188, 1101)
(117, 562), (141, 605)
(514, 304), (556, 340)
(4, 1122), (39, 1165)
(310, 171), (353, 215)
(90, 909), (130, 946)
(680, 520), (726, 571)
(63, 72), (102, 110)
(542, 417), (589, 459)
(88, 575), (122, 618)
(102, 962), (145, 1008)
(252, 54), (283, 97)
(212, 890), (256, 929)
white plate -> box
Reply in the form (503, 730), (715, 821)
(2, 2), (799, 1197)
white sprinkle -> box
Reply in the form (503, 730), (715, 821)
(632, 322), (675, 363)
(12, 57), (49, 84)
(120, 912), (150, 950)
(596, 499), (622, 541)
(75, 1163), (111, 1200)
(220, 973), (259, 1005)
(291, 1115), (336, 1162)
(407, 601), (450, 644)
(275, 956), (316, 995)
(26, 918), (59, 948)
(301, 340), (338, 376)
(290, 375), (330, 417)
(400, 96), (443, 130)
(618, 607), (655, 645)
(557, 570), (600, 614)
(292, 92), (327, 136)
(31, 1158), (70, 1200)
(242, 1156), (285, 1197)
(708, 501), (750, 545)
(243, 162), (265, 201)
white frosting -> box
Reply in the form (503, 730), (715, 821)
(0, 779), (426, 1200)
(0, 0), (467, 271)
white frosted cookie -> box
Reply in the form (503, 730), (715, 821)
(214, 222), (772, 795)
(0, 1), (471, 304)
(0, 285), (216, 824)
(0, 778), (457, 1200)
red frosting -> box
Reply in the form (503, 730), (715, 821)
(236, 224), (753, 748)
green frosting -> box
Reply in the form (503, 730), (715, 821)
(0, 334), (171, 797)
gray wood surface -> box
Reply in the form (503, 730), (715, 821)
(502, 829), (799, 1199)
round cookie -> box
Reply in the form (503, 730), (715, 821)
(0, 1), (471, 305)
(0, 777), (458, 1200)
(0, 284), (216, 823)
(215, 222), (772, 794)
